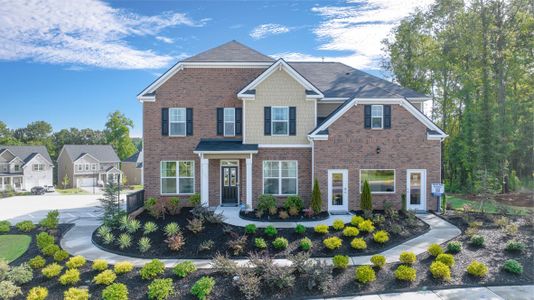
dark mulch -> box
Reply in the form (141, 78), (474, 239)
(92, 209), (429, 259)
(239, 209), (329, 222)
(452, 192), (534, 208)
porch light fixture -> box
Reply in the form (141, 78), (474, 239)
(376, 146), (381, 154)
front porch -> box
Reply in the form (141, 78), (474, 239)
(0, 175), (23, 191)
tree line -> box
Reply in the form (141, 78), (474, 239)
(0, 111), (140, 161)
(383, 0), (533, 193)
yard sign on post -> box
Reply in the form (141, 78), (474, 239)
(432, 183), (445, 212)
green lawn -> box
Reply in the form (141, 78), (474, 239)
(447, 195), (534, 215)
(128, 185), (144, 191)
(56, 188), (89, 195)
(0, 235), (31, 263)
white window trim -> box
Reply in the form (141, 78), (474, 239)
(32, 164), (44, 172)
(359, 169), (396, 194)
(85, 163), (90, 171)
(169, 108), (187, 137)
(271, 106), (290, 136)
(371, 105), (384, 129)
(223, 108), (236, 137)
(262, 160), (298, 196)
(91, 164), (97, 171)
(160, 160), (195, 195)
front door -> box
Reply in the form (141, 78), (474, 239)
(328, 169), (348, 212)
(221, 166), (238, 205)
(406, 169), (426, 211)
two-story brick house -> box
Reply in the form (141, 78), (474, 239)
(138, 41), (446, 212)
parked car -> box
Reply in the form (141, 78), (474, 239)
(43, 185), (55, 192)
(31, 186), (46, 195)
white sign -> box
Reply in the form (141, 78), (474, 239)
(432, 183), (445, 196)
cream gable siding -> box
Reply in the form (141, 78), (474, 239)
(244, 69), (315, 144)
(23, 155), (53, 190)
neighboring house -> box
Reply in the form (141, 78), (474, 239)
(121, 150), (143, 186)
(137, 41), (447, 212)
(57, 145), (122, 188)
(0, 145), (53, 191)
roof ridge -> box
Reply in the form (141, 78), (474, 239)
(184, 40), (273, 62)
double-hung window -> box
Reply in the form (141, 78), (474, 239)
(169, 108), (186, 136)
(32, 164), (44, 171)
(224, 108), (235, 136)
(263, 161), (297, 195)
(76, 164), (83, 172)
(272, 107), (289, 135)
(161, 161), (195, 195)
(371, 105), (383, 129)
(91, 164), (97, 171)
(85, 164), (90, 171)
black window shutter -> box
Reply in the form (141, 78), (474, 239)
(364, 105), (371, 128)
(384, 105), (391, 129)
(235, 108), (242, 135)
(264, 107), (271, 135)
(289, 107), (296, 135)
(216, 108), (224, 135)
(161, 108), (169, 136)
(186, 108), (193, 136)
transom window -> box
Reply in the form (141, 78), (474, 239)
(360, 169), (395, 193)
(161, 161), (195, 195)
(32, 164), (44, 171)
(169, 108), (186, 136)
(263, 161), (297, 195)
(272, 107), (289, 135)
(371, 105), (383, 129)
(224, 108), (235, 136)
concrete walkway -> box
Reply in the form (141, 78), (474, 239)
(323, 285), (534, 300)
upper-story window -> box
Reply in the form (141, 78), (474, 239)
(169, 108), (186, 136)
(85, 163), (90, 171)
(371, 105), (383, 129)
(76, 164), (83, 172)
(224, 108), (235, 136)
(13, 164), (20, 172)
(272, 106), (289, 135)
(91, 164), (97, 171)
(32, 164), (44, 171)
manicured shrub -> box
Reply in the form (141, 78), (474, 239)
(114, 261), (134, 274)
(295, 224), (306, 234)
(92, 259), (109, 271)
(300, 237), (313, 251)
(41, 244), (60, 257)
(140, 259), (165, 280)
(173, 261), (196, 278)
(165, 232), (185, 251)
(59, 268), (81, 285)
(66, 255), (86, 269)
(148, 278), (174, 300)
(163, 222), (180, 237)
(191, 276), (215, 300)
(257, 194), (276, 214)
(370, 255), (386, 268)
(6, 263), (33, 284)
(394, 265), (417, 282)
(343, 226), (359, 237)
(428, 243), (444, 257)
(314, 224), (329, 234)
(360, 180), (372, 210)
(436, 254), (455, 267)
(358, 220), (375, 233)
(39, 210), (59, 230)
(355, 265), (376, 284)
(36, 232), (54, 250)
(399, 251), (417, 265)
(93, 270), (117, 285)
(16, 220), (35, 232)
(138, 237), (152, 253)
(332, 255), (349, 269)
(42, 263), (63, 278)
(311, 178), (322, 214)
(323, 236), (342, 250)
(466, 261), (488, 277)
(430, 261), (451, 280)
(53, 249), (69, 262)
(0, 220), (10, 232)
(447, 241), (462, 253)
(273, 237), (289, 249)
(254, 237), (267, 249)
(143, 222), (158, 235)
(117, 233), (132, 249)
(470, 235), (485, 247)
(264, 225), (278, 237)
(0, 281), (22, 299)
(351, 215), (364, 226)
(245, 224), (257, 234)
(351, 238), (367, 250)
(64, 287), (90, 300)
(27, 286), (48, 300)
(102, 283), (128, 300)
(373, 230), (389, 243)
(502, 259), (523, 274)
(284, 195), (303, 211)
(505, 240), (526, 252)
(332, 219), (345, 230)
(28, 256), (46, 269)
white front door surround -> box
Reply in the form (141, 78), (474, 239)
(406, 169), (427, 211)
(327, 169), (349, 212)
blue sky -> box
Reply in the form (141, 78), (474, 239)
(0, 0), (433, 137)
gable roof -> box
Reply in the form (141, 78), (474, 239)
(0, 145), (53, 165)
(60, 145), (120, 163)
(123, 150), (143, 163)
(184, 40), (274, 62)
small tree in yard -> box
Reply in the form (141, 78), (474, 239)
(311, 178), (322, 214)
(62, 174), (70, 189)
(99, 181), (123, 226)
(360, 180), (372, 211)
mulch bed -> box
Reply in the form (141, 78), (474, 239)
(239, 209), (330, 222)
(453, 192), (534, 208)
(92, 209), (429, 259)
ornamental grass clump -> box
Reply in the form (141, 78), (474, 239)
(143, 222), (158, 235)
(355, 265), (376, 284)
(314, 224), (329, 234)
(138, 237), (152, 253)
(428, 243), (444, 257)
(323, 236), (342, 250)
(399, 251), (417, 265)
(343, 226), (359, 237)
(351, 238), (367, 250)
(163, 223), (180, 237)
(394, 265), (417, 282)
(466, 261), (488, 277)
(430, 261), (451, 281)
(373, 230), (389, 243)
(370, 255), (386, 268)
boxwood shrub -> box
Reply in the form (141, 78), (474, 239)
(466, 261), (488, 277)
(502, 259), (523, 275)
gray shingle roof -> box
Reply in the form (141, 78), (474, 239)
(194, 139), (258, 152)
(61, 145), (120, 162)
(0, 145), (53, 164)
(184, 40), (274, 62)
(123, 150), (143, 163)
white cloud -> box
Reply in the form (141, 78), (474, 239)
(311, 0), (434, 68)
(250, 23), (290, 39)
(271, 52), (374, 70)
(156, 36), (174, 44)
(0, 0), (207, 69)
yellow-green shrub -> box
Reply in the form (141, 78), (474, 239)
(65, 255), (86, 269)
(92, 259), (108, 271)
(394, 265), (417, 282)
(28, 256), (46, 269)
(428, 243), (444, 257)
(430, 261), (451, 281)
(332, 219), (345, 230)
(358, 220), (375, 233)
(42, 263), (63, 278)
(343, 226), (359, 237)
(114, 261), (134, 274)
(332, 255), (349, 269)
(355, 265), (376, 284)
(64, 288), (90, 300)
(314, 224), (329, 234)
(93, 270), (117, 285)
(59, 268), (81, 285)
(399, 251), (416, 265)
(436, 254), (455, 267)
(27, 287), (48, 300)
(351, 238), (367, 250)
(466, 261), (488, 277)
(351, 215), (365, 226)
(370, 255), (386, 268)
(373, 230), (389, 243)
(323, 237), (342, 250)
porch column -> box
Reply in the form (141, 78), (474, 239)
(246, 156), (253, 210)
(200, 157), (209, 207)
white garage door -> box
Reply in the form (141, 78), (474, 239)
(77, 177), (96, 187)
